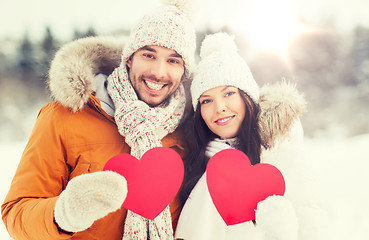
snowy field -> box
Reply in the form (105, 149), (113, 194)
(1, 141), (26, 240)
(300, 135), (369, 239)
(0, 135), (368, 239)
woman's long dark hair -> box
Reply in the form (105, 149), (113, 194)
(178, 89), (262, 206)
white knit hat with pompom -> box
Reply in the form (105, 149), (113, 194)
(191, 32), (259, 109)
(122, 0), (196, 78)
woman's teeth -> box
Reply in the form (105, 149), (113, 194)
(145, 80), (164, 90)
(217, 116), (233, 123)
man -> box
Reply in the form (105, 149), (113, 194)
(1, 0), (196, 239)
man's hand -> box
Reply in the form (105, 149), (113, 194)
(54, 171), (127, 232)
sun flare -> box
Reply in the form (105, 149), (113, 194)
(229, 3), (311, 59)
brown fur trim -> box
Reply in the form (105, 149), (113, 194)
(48, 36), (128, 112)
(258, 81), (307, 149)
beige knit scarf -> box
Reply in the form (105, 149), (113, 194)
(107, 63), (186, 239)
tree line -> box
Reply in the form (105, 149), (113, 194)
(0, 25), (368, 138)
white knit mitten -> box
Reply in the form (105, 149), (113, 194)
(54, 171), (127, 232)
(255, 195), (298, 240)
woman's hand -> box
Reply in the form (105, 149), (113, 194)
(255, 195), (298, 240)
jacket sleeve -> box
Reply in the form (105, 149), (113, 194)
(1, 103), (73, 240)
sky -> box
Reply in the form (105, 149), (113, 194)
(1, 0), (369, 42)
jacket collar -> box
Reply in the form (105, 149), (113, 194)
(94, 74), (115, 116)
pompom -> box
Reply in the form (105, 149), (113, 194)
(161, 0), (194, 21)
(200, 32), (238, 59)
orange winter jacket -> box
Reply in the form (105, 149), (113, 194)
(1, 95), (185, 240)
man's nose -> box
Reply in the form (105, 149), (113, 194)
(151, 60), (167, 80)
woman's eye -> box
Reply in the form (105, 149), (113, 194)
(201, 99), (211, 105)
(225, 92), (235, 97)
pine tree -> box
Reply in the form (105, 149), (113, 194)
(84, 26), (97, 37)
(73, 26), (97, 40)
(18, 32), (36, 74)
(40, 26), (58, 77)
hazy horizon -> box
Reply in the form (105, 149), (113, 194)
(1, 0), (369, 41)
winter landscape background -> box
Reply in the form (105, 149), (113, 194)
(1, 0), (369, 239)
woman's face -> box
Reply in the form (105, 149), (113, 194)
(199, 86), (246, 139)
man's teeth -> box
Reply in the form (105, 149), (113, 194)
(145, 80), (164, 90)
(217, 116), (233, 123)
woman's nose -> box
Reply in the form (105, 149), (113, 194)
(215, 100), (227, 113)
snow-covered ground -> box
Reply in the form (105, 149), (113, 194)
(0, 135), (368, 239)
(302, 135), (369, 239)
(1, 141), (26, 240)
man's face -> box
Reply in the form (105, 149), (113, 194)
(126, 45), (185, 107)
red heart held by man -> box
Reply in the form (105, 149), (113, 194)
(206, 148), (285, 225)
(103, 147), (184, 220)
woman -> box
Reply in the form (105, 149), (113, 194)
(175, 32), (300, 240)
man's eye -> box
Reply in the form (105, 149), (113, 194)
(143, 53), (154, 59)
(168, 59), (180, 64)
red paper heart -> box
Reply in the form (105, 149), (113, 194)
(103, 147), (184, 220)
(206, 149), (285, 225)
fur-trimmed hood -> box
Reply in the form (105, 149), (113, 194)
(48, 36), (307, 148)
(258, 81), (307, 149)
(48, 36), (128, 112)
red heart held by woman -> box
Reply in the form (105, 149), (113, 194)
(206, 148), (285, 225)
(103, 147), (184, 220)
